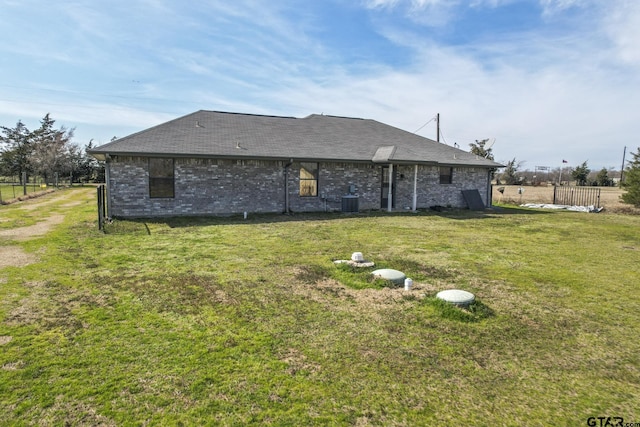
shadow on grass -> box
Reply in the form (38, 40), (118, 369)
(422, 297), (495, 323)
(435, 205), (554, 220)
(103, 220), (151, 235)
(295, 263), (389, 290)
(296, 257), (459, 291)
(104, 205), (553, 233)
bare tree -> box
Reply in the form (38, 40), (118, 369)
(29, 114), (75, 183)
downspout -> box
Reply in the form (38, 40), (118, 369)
(105, 155), (112, 218)
(387, 163), (394, 212)
(412, 164), (418, 212)
(284, 161), (292, 214)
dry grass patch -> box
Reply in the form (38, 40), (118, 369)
(5, 280), (110, 337)
(38, 395), (117, 427)
(0, 214), (65, 241)
(0, 246), (38, 268)
(18, 189), (74, 210)
(279, 347), (322, 375)
(2, 360), (25, 371)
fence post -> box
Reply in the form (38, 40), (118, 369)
(97, 185), (104, 230)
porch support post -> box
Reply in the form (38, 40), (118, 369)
(387, 163), (393, 212)
(412, 164), (418, 211)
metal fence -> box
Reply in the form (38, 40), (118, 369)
(97, 184), (107, 231)
(553, 186), (601, 208)
(0, 180), (49, 203)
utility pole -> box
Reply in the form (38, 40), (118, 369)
(620, 146), (627, 184)
(436, 113), (440, 143)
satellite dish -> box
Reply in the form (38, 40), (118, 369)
(484, 138), (496, 150)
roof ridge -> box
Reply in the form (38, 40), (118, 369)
(304, 113), (365, 120)
(200, 110), (297, 119)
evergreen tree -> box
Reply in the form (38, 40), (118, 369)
(469, 139), (494, 160)
(621, 147), (640, 207)
(571, 161), (590, 186)
(75, 140), (105, 182)
(595, 168), (613, 187)
(501, 158), (522, 185)
(0, 120), (33, 182)
(469, 139), (498, 178)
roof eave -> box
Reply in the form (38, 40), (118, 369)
(88, 150), (503, 168)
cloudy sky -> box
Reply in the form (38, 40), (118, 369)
(1, 0), (638, 170)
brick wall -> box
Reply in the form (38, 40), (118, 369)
(394, 165), (490, 210)
(289, 162), (382, 212)
(107, 156), (490, 217)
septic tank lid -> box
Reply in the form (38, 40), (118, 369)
(371, 268), (407, 285)
(436, 289), (475, 306)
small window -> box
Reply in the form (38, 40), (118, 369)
(149, 158), (175, 198)
(439, 167), (453, 184)
(300, 162), (318, 197)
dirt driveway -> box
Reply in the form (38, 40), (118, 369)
(0, 188), (94, 269)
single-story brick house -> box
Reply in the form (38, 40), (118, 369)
(89, 110), (502, 218)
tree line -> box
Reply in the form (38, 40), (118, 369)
(499, 160), (616, 187)
(0, 114), (104, 184)
(469, 139), (640, 207)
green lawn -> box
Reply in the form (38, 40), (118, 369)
(0, 182), (50, 203)
(1, 188), (639, 426)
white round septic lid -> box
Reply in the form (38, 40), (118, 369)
(436, 289), (475, 306)
(371, 268), (407, 285)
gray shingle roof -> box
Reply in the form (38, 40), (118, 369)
(89, 110), (503, 168)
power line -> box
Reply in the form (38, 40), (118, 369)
(413, 115), (437, 133)
(439, 128), (448, 145)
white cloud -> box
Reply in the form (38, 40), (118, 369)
(539, 0), (588, 15)
(1, 0), (637, 168)
(603, 0), (640, 65)
(264, 7), (639, 169)
(0, 97), (176, 139)
(363, 0), (461, 27)
(364, 0), (455, 8)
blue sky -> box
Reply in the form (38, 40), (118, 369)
(1, 0), (638, 170)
